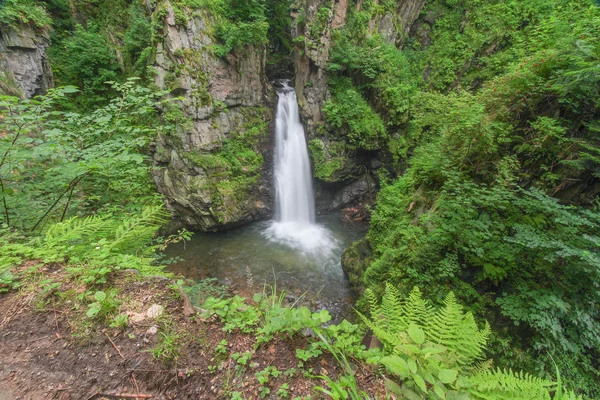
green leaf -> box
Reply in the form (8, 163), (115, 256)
(401, 385), (423, 400)
(253, 293), (262, 303)
(447, 391), (471, 400)
(407, 358), (418, 374)
(412, 373), (428, 393)
(396, 344), (421, 354)
(86, 306), (100, 317)
(408, 323), (425, 344)
(380, 355), (410, 379)
(94, 291), (106, 301)
(384, 378), (402, 395)
(422, 345), (447, 356)
(62, 86), (80, 93)
(439, 369), (458, 384)
(433, 382), (447, 399)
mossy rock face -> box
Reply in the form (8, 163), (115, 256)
(151, 2), (274, 231)
(308, 138), (357, 183)
(341, 238), (372, 289)
(153, 105), (273, 231)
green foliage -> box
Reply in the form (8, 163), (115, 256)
(308, 6), (330, 40)
(0, 266), (18, 293)
(189, 0), (269, 56)
(203, 295), (261, 333)
(329, 32), (419, 127)
(86, 289), (120, 320)
(0, 0), (51, 29)
(110, 313), (129, 330)
(361, 284), (580, 399)
(255, 366), (281, 398)
(151, 328), (183, 364)
(354, 3), (600, 395)
(307, 139), (348, 182)
(313, 330), (369, 400)
(0, 80), (170, 230)
(50, 24), (121, 108)
(322, 78), (387, 151)
(123, 2), (153, 74)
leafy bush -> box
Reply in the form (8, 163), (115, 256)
(361, 284), (581, 399)
(86, 289), (121, 320)
(0, 0), (51, 29)
(49, 24), (121, 108)
(323, 78), (387, 151)
(0, 79), (169, 230)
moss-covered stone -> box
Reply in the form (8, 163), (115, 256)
(308, 138), (353, 183)
(341, 238), (372, 289)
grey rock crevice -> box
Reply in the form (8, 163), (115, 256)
(0, 24), (54, 98)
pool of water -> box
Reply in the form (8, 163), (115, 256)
(164, 214), (367, 316)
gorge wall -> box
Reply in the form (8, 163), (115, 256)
(149, 0), (429, 230)
(290, 0), (427, 212)
(0, 24), (53, 98)
(150, 2), (274, 231)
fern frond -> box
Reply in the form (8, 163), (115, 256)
(42, 214), (114, 249)
(402, 286), (432, 328)
(379, 282), (408, 333)
(426, 292), (488, 365)
(108, 206), (167, 254)
(466, 367), (553, 400)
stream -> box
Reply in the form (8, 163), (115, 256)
(164, 215), (366, 316)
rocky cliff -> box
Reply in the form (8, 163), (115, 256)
(0, 24), (53, 98)
(150, 0), (428, 230)
(151, 2), (274, 232)
(291, 0), (427, 212)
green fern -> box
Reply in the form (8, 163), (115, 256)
(40, 206), (166, 259)
(31, 206), (169, 282)
(362, 284), (578, 399)
(426, 291), (490, 366)
(466, 368), (553, 399)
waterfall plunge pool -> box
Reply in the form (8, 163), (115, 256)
(163, 214), (367, 317)
(165, 83), (365, 318)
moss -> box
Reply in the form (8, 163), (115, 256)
(308, 6), (330, 40)
(0, 71), (23, 97)
(341, 238), (372, 289)
(184, 152), (229, 170)
(184, 108), (270, 221)
(308, 138), (349, 182)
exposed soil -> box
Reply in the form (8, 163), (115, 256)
(0, 265), (384, 400)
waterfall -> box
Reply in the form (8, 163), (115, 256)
(265, 82), (338, 257)
(273, 85), (315, 224)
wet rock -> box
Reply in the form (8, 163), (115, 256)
(341, 238), (372, 289)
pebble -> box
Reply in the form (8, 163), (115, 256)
(146, 304), (164, 319)
(146, 326), (158, 336)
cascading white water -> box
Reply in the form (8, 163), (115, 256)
(265, 83), (338, 256)
(273, 85), (315, 223)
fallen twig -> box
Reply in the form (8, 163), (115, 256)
(94, 393), (153, 399)
(104, 332), (125, 359)
(53, 304), (61, 339)
(131, 372), (140, 395)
